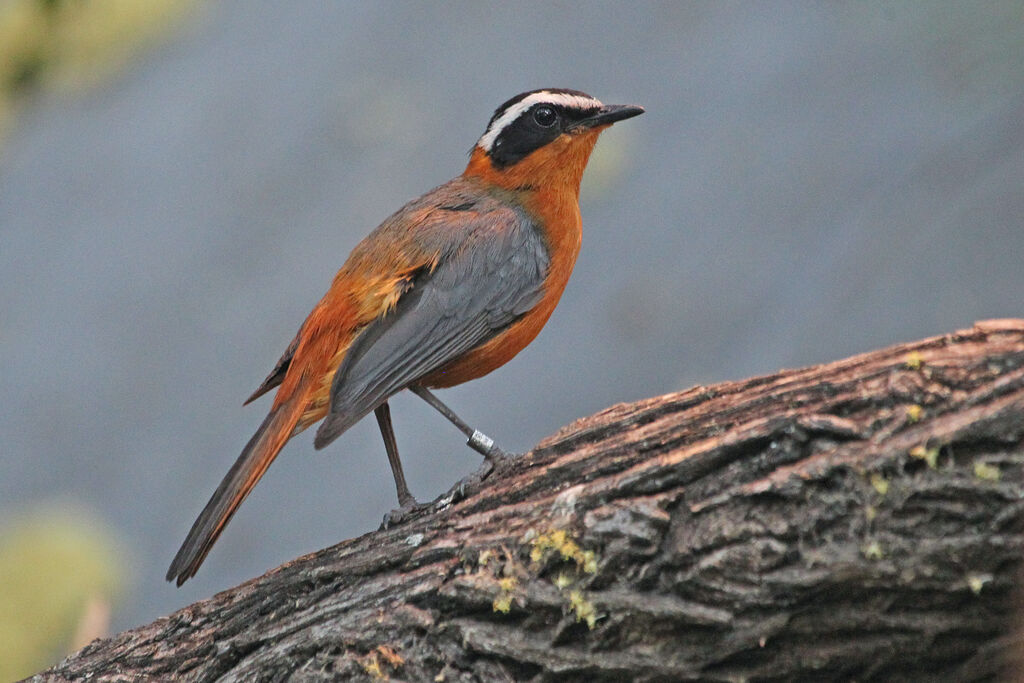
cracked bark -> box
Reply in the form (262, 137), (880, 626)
(29, 319), (1024, 682)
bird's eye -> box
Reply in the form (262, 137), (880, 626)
(533, 106), (557, 127)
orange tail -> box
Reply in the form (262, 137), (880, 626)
(166, 395), (306, 585)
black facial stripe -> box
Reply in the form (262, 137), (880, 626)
(488, 103), (563, 168)
(488, 101), (604, 168)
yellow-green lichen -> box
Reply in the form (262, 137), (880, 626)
(554, 572), (574, 590)
(973, 461), (1001, 481)
(904, 351), (925, 370)
(529, 528), (598, 574)
(869, 473), (889, 496)
(861, 541), (884, 560)
(475, 549), (522, 614)
(568, 590), (598, 629)
(905, 404), (923, 423)
(492, 593), (513, 614)
(909, 445), (939, 469)
(523, 527), (604, 628)
(358, 645), (403, 681)
(966, 572), (993, 595)
(493, 574), (519, 611)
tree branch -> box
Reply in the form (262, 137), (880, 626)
(31, 319), (1024, 682)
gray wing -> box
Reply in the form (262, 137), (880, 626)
(313, 209), (549, 449)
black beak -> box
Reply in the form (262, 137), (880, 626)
(575, 103), (645, 129)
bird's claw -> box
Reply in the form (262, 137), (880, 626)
(380, 449), (522, 529)
(482, 446), (522, 473)
(380, 499), (426, 530)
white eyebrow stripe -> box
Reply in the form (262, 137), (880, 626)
(477, 91), (603, 152)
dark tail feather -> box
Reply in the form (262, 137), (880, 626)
(166, 401), (302, 585)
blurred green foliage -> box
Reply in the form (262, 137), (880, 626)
(0, 0), (196, 145)
(0, 504), (128, 682)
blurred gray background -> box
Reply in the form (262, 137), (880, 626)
(2, 1), (1023, 635)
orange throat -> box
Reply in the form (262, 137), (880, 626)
(463, 128), (603, 197)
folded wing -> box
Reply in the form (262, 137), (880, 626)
(313, 206), (548, 448)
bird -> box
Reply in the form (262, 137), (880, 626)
(166, 88), (644, 585)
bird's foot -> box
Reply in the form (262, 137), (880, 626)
(482, 446), (519, 473)
(466, 430), (520, 469)
(435, 448), (521, 508)
(380, 498), (430, 529)
(379, 449), (523, 529)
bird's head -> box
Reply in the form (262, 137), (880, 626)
(465, 88), (644, 194)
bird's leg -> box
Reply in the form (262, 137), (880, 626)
(374, 402), (417, 508)
(409, 386), (511, 464)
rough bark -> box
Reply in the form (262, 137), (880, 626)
(31, 319), (1024, 682)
